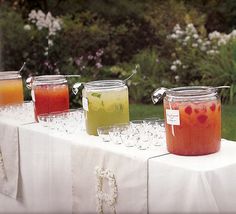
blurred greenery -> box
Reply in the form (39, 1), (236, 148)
(0, 0), (236, 105)
(200, 39), (236, 104)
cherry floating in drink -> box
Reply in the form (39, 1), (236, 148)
(152, 86), (222, 156)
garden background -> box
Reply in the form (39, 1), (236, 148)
(1, 0), (236, 139)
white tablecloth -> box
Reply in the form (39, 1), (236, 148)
(0, 103), (35, 199)
(148, 139), (236, 213)
(0, 122), (168, 213)
(71, 133), (167, 213)
(0, 115), (236, 213)
(0, 119), (19, 199)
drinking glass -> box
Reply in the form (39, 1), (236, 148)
(97, 126), (112, 142)
(38, 108), (84, 136)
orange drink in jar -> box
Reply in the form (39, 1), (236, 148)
(163, 86), (221, 156)
(0, 71), (24, 106)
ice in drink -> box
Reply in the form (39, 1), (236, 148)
(34, 84), (69, 119)
(83, 84), (129, 135)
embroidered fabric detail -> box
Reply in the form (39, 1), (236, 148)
(95, 166), (118, 214)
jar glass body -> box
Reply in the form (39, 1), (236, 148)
(163, 86), (221, 156)
(82, 80), (130, 135)
(31, 75), (69, 121)
(0, 71), (24, 106)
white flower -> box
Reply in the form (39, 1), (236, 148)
(96, 49), (104, 57)
(24, 24), (31, 31)
(193, 34), (199, 39)
(28, 10), (62, 34)
(48, 39), (54, 47)
(88, 55), (94, 60)
(230, 30), (236, 38)
(171, 65), (177, 71)
(96, 62), (103, 69)
(173, 24), (181, 32)
(217, 38), (227, 46)
(197, 38), (202, 43)
(207, 50), (219, 55)
(204, 41), (211, 46)
(175, 75), (180, 81)
(28, 10), (37, 20)
(170, 34), (178, 39)
(192, 43), (198, 48)
(184, 36), (190, 42)
(176, 30), (184, 35)
(37, 10), (45, 19)
(46, 12), (52, 21)
(187, 23), (194, 29)
(173, 60), (182, 65)
(54, 20), (61, 30)
(209, 31), (221, 40)
(186, 23), (197, 34)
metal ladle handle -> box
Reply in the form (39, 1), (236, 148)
(123, 64), (139, 83)
(215, 86), (230, 90)
(151, 85), (230, 104)
(72, 82), (84, 95)
(151, 87), (168, 104)
(19, 62), (26, 74)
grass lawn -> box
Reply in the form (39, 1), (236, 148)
(130, 104), (236, 141)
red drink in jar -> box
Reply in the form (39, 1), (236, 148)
(163, 86), (221, 156)
(30, 75), (69, 121)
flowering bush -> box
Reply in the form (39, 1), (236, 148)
(167, 23), (236, 87)
(199, 39), (236, 104)
(26, 10), (62, 54)
(2, 1), (236, 105)
(22, 10), (63, 75)
(0, 7), (31, 71)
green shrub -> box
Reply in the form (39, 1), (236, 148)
(200, 39), (236, 104)
(2, 1), (236, 107)
(0, 6), (31, 71)
(122, 49), (169, 103)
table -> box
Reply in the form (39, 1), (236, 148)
(148, 139), (236, 213)
(0, 115), (236, 213)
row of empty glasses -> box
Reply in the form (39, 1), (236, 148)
(37, 108), (85, 135)
(97, 118), (166, 150)
(0, 101), (35, 122)
(0, 102), (165, 150)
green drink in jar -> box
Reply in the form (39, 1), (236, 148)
(81, 80), (129, 135)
